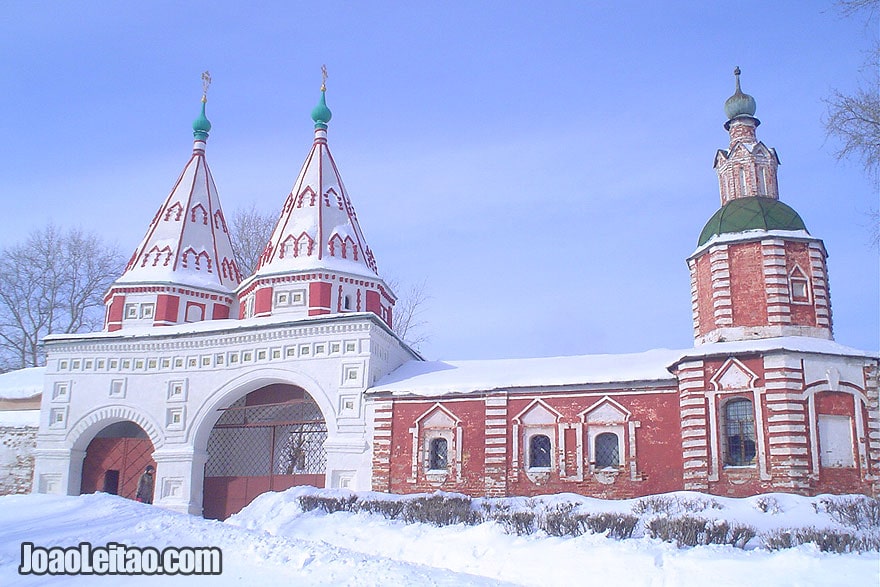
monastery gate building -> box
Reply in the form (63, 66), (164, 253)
(33, 71), (879, 519)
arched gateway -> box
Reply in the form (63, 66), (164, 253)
(80, 421), (156, 499)
(202, 385), (327, 519)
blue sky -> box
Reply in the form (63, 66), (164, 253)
(0, 1), (876, 359)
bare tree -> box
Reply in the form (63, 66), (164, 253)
(388, 278), (431, 350)
(825, 0), (880, 246)
(229, 204), (277, 276)
(0, 225), (124, 370)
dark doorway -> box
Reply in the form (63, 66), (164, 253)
(102, 470), (120, 494)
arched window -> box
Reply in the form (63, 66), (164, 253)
(724, 398), (756, 466)
(429, 438), (448, 470)
(529, 434), (551, 468)
(594, 432), (620, 468)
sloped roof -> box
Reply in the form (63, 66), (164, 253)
(698, 196), (807, 246)
(252, 91), (379, 280)
(114, 101), (240, 293)
(368, 349), (683, 397)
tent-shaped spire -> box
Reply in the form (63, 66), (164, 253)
(105, 75), (240, 331)
(252, 85), (379, 279)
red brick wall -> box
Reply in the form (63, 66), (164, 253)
(729, 242), (767, 327)
(785, 241), (817, 327)
(694, 254), (714, 336)
(380, 388), (683, 499)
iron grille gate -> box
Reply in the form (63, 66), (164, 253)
(206, 396), (328, 477)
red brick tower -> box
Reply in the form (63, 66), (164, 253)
(688, 68), (832, 345)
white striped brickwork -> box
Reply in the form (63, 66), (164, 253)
(808, 243), (832, 331)
(761, 239), (791, 326)
(370, 398), (394, 491)
(484, 393), (509, 496)
(678, 360), (709, 491)
(763, 356), (810, 490)
(866, 364), (880, 490)
(709, 246), (733, 328)
(689, 258), (701, 339)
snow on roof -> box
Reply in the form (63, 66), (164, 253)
(678, 337), (878, 362)
(0, 367), (45, 400)
(368, 348), (684, 397)
(370, 337), (877, 398)
(0, 409), (40, 427)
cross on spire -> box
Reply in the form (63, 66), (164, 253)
(201, 71), (212, 101)
(321, 65), (328, 92)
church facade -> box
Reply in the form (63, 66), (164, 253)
(32, 71), (879, 519)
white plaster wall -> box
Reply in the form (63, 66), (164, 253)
(33, 314), (417, 515)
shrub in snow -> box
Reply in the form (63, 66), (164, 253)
(762, 527), (880, 553)
(539, 503), (585, 537)
(358, 498), (406, 520)
(298, 494), (358, 514)
(401, 494), (481, 527)
(582, 513), (639, 540)
(491, 510), (537, 536)
(645, 515), (755, 548)
(754, 496), (781, 514)
(815, 496), (880, 531)
(633, 495), (675, 515)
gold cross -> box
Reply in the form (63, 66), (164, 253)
(321, 65), (328, 92)
(201, 71), (212, 98)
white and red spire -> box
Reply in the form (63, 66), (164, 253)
(104, 74), (240, 331)
(252, 90), (378, 280)
(237, 75), (395, 326)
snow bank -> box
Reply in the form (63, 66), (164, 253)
(1, 489), (877, 585)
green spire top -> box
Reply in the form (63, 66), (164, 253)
(193, 71), (212, 141)
(724, 66), (757, 120)
(311, 65), (332, 129)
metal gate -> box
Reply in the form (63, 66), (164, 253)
(203, 387), (327, 520)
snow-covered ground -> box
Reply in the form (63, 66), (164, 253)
(1, 488), (877, 586)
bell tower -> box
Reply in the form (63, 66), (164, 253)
(688, 68), (833, 345)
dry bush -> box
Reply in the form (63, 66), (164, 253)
(402, 495), (481, 527)
(754, 496), (781, 514)
(646, 515), (755, 548)
(298, 495), (358, 514)
(818, 496), (880, 530)
(539, 503), (585, 537)
(762, 527), (880, 553)
(633, 496), (676, 515)
(357, 499), (406, 520)
(582, 513), (640, 540)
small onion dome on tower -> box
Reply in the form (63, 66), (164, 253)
(724, 66), (757, 121)
(193, 96), (212, 140)
(311, 88), (333, 130)
(697, 196), (808, 246)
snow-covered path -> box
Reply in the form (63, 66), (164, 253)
(1, 490), (877, 586)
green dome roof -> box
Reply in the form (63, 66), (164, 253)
(698, 197), (807, 246)
(193, 98), (211, 140)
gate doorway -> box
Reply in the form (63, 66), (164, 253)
(203, 384), (327, 520)
(81, 421), (155, 500)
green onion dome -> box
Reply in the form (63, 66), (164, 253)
(311, 90), (332, 129)
(193, 97), (212, 140)
(724, 66), (757, 120)
(698, 197), (807, 246)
